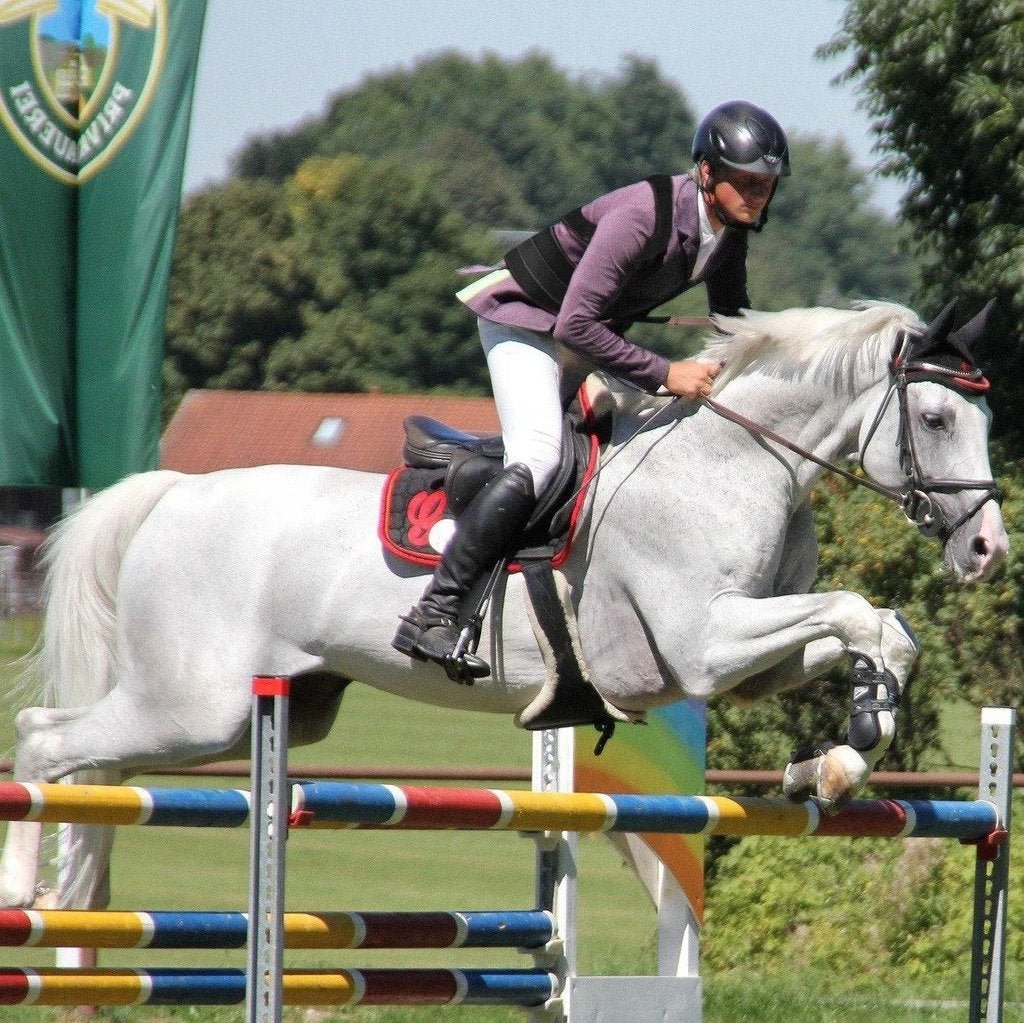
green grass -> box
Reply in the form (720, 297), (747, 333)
(930, 696), (983, 770)
(1, 618), (1019, 1021)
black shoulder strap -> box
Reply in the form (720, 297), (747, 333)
(562, 205), (597, 243)
(639, 174), (674, 262)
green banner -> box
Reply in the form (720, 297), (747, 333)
(0, 0), (206, 487)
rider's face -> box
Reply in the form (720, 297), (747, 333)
(703, 164), (776, 229)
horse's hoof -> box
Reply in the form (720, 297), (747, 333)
(814, 745), (869, 813)
(782, 755), (821, 803)
(783, 745), (869, 814)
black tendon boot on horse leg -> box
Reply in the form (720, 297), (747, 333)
(393, 462), (536, 682)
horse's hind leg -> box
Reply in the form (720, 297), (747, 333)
(0, 704), (120, 913)
(0, 706), (101, 908)
(4, 683), (247, 910)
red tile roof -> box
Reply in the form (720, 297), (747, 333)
(160, 390), (500, 475)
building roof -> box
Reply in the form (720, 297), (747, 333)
(160, 390), (500, 475)
(0, 525), (46, 549)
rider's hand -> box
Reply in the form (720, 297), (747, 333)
(663, 359), (722, 399)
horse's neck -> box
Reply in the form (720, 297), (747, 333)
(702, 361), (886, 497)
(596, 348), (886, 502)
(723, 364), (885, 491)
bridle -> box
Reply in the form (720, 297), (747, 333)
(702, 332), (1003, 545)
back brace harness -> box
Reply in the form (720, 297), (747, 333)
(504, 175), (674, 315)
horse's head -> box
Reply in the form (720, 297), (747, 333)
(858, 300), (1008, 583)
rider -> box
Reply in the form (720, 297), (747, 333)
(393, 99), (791, 679)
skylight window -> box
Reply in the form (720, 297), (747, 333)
(312, 417), (345, 446)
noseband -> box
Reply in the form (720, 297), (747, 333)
(704, 333), (1003, 546)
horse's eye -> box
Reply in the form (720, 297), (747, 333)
(921, 412), (946, 430)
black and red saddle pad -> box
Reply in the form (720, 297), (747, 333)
(378, 401), (603, 572)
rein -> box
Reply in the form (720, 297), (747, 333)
(698, 334), (1002, 543)
(700, 395), (903, 504)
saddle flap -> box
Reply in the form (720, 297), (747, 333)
(402, 415), (505, 469)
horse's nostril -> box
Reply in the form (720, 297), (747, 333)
(972, 536), (990, 557)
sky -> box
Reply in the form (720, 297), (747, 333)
(184, 1), (904, 215)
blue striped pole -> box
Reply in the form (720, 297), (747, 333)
(0, 908), (555, 950)
(0, 782), (1000, 842)
(0, 967), (557, 1007)
(291, 783), (1000, 842)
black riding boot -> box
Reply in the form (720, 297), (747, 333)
(392, 462), (536, 680)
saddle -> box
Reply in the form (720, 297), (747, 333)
(380, 390), (603, 569)
(379, 382), (638, 747)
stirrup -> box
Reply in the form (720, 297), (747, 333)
(445, 626), (490, 683)
(392, 612), (490, 683)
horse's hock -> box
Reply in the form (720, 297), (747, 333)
(0, 680), (1014, 1023)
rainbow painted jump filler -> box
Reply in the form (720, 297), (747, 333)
(0, 679), (1014, 1022)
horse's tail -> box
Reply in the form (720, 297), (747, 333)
(30, 470), (184, 712)
(28, 470), (184, 713)
(11, 471), (183, 910)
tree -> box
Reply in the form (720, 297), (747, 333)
(283, 155), (491, 393)
(822, 2), (1024, 444)
(165, 154), (493, 410)
(231, 52), (698, 228)
(591, 55), (697, 188)
(186, 51), (923, 398)
(164, 179), (311, 418)
(750, 137), (917, 308)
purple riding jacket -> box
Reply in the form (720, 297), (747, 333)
(460, 175), (749, 392)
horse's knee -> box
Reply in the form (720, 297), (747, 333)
(827, 591), (883, 655)
(878, 608), (919, 683)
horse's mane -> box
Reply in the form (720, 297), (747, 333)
(700, 301), (923, 391)
(594, 302), (924, 420)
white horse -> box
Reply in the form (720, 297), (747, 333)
(0, 300), (1007, 912)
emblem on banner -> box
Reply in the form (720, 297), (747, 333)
(0, 0), (167, 183)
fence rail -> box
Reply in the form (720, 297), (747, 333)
(2, 759), (1020, 789)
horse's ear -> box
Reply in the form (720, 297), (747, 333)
(911, 299), (958, 356)
(947, 299), (996, 359)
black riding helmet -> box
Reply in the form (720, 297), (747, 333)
(692, 100), (790, 230)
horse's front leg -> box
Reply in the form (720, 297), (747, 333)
(704, 592), (918, 811)
(780, 608), (918, 810)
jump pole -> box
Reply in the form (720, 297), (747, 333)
(241, 688), (1015, 1023)
(248, 676), (290, 1023)
(0, 705), (1010, 1016)
(245, 679), (564, 1023)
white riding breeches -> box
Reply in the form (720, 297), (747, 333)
(478, 317), (564, 495)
